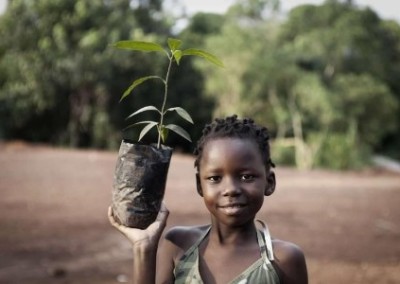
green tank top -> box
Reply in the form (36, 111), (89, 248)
(173, 220), (280, 284)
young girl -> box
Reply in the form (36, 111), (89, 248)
(108, 115), (308, 284)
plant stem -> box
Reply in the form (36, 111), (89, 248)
(157, 54), (174, 149)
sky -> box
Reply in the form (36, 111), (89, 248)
(172, 0), (400, 22)
(0, 0), (398, 22)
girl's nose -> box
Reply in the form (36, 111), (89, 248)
(222, 178), (241, 196)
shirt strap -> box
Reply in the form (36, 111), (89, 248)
(257, 220), (274, 261)
(178, 225), (211, 261)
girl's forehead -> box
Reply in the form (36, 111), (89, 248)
(201, 138), (261, 162)
(203, 137), (257, 149)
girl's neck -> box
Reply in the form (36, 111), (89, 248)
(208, 221), (257, 246)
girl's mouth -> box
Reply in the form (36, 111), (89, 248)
(219, 204), (246, 215)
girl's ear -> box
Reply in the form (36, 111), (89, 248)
(265, 171), (276, 196)
(196, 173), (203, 197)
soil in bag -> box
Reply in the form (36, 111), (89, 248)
(112, 141), (172, 229)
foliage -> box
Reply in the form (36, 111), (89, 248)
(1, 0), (399, 169)
(0, 0), (168, 148)
(113, 38), (223, 148)
(277, 1), (400, 165)
(198, 0), (400, 169)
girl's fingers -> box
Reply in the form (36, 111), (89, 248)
(108, 206), (124, 231)
(160, 201), (168, 212)
(156, 202), (169, 222)
(108, 203), (169, 236)
(108, 206), (117, 226)
(146, 203), (169, 234)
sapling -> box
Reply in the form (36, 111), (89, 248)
(111, 38), (223, 229)
(113, 38), (223, 148)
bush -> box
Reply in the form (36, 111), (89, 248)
(314, 133), (371, 170)
(271, 139), (296, 166)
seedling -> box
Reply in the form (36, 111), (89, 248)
(113, 38), (223, 148)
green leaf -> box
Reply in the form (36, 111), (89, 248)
(182, 48), (224, 67)
(166, 107), (193, 123)
(120, 75), (163, 101)
(167, 38), (182, 51)
(159, 125), (169, 143)
(123, 120), (157, 130)
(123, 121), (158, 141)
(165, 124), (192, 142)
(173, 50), (183, 65)
(139, 122), (158, 141)
(126, 106), (160, 120)
(113, 40), (165, 53)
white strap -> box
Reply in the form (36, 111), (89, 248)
(257, 220), (274, 261)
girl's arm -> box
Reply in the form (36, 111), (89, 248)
(272, 240), (308, 284)
(108, 205), (169, 284)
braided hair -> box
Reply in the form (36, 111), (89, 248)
(194, 115), (275, 170)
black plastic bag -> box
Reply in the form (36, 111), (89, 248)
(112, 140), (172, 229)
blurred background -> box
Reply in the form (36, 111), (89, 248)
(1, 0), (400, 169)
(0, 0), (399, 283)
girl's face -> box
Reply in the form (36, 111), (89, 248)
(198, 137), (272, 227)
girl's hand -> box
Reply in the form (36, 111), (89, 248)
(108, 203), (169, 250)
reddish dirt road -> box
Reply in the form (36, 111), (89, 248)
(0, 142), (399, 283)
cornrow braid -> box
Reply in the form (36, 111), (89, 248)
(194, 114), (275, 170)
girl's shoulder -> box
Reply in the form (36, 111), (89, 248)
(157, 225), (210, 282)
(271, 239), (308, 284)
(164, 224), (209, 251)
(272, 239), (305, 259)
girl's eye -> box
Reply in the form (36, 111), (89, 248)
(241, 174), (254, 181)
(207, 176), (221, 183)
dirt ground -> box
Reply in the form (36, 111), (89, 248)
(0, 142), (399, 284)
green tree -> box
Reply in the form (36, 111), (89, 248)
(199, 0), (399, 169)
(276, 0), (399, 166)
(198, 0), (280, 120)
(0, 0), (168, 148)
